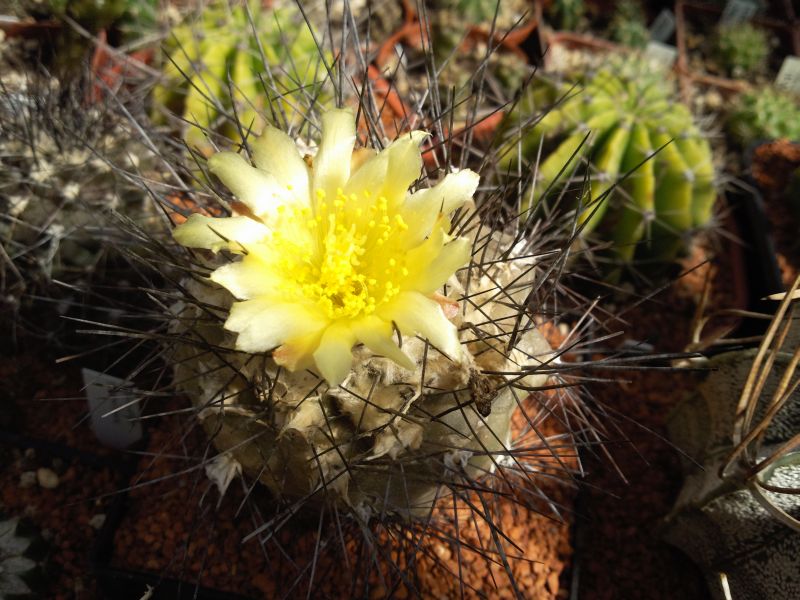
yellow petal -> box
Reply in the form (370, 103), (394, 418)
(208, 152), (294, 218)
(377, 291), (462, 361)
(344, 132), (427, 202)
(313, 108), (356, 199)
(436, 169), (480, 214)
(351, 316), (415, 370)
(273, 331), (324, 372)
(251, 125), (311, 200)
(173, 214), (269, 253)
(209, 254), (280, 300)
(400, 169), (479, 246)
(343, 150), (388, 200)
(383, 132), (426, 203)
(409, 237), (472, 294)
(313, 322), (357, 386)
(225, 300), (328, 353)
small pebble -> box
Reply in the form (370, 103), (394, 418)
(89, 514), (106, 530)
(36, 467), (60, 489)
(19, 470), (37, 488)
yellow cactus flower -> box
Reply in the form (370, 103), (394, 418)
(173, 108), (479, 386)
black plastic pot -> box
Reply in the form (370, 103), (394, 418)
(724, 180), (784, 338)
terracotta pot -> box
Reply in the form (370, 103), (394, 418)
(89, 30), (155, 102)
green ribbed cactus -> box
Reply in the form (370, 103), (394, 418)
(153, 1), (330, 154)
(727, 87), (800, 145)
(512, 59), (715, 265)
(715, 22), (770, 78)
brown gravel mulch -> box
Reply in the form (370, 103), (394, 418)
(108, 394), (576, 599)
(0, 443), (118, 599)
(574, 230), (748, 600)
(0, 351), (129, 598)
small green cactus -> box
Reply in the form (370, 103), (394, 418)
(546, 0), (586, 31)
(727, 87), (800, 145)
(508, 58), (715, 265)
(715, 22), (770, 78)
(0, 516), (46, 598)
(608, 0), (649, 49)
(153, 1), (330, 154)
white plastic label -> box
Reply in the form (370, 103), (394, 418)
(775, 56), (800, 93)
(721, 0), (759, 24)
(645, 41), (678, 69)
(82, 369), (143, 449)
(649, 9), (676, 43)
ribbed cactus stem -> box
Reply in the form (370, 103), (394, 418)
(509, 58), (716, 268)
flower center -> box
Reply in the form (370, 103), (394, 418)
(269, 188), (410, 320)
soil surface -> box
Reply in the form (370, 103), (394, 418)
(107, 396), (576, 599)
(0, 353), (121, 599)
(573, 231), (745, 600)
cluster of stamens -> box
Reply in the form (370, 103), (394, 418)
(266, 188), (411, 319)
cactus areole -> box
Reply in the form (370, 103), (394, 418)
(171, 109), (552, 516)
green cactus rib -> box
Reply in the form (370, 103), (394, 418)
(515, 60), (716, 264)
(153, 1), (329, 152)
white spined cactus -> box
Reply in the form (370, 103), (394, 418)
(0, 69), (156, 303)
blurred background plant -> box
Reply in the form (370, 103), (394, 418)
(0, 514), (48, 598)
(607, 0), (649, 49)
(714, 21), (770, 79)
(727, 87), (800, 147)
(151, 0), (331, 155)
(4, 0), (159, 78)
(500, 56), (716, 276)
(545, 0), (587, 32)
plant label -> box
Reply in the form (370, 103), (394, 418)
(645, 42), (678, 69)
(649, 9), (676, 43)
(775, 56), (800, 93)
(82, 368), (143, 449)
(720, 0), (759, 24)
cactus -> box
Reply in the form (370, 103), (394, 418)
(608, 0), (649, 49)
(715, 22), (770, 79)
(153, 1), (331, 154)
(110, 45), (611, 593)
(546, 0), (586, 31)
(95, 3), (635, 595)
(727, 87), (800, 146)
(508, 58), (715, 266)
(169, 110), (556, 515)
(664, 286), (800, 600)
(0, 515), (46, 598)
(0, 70), (155, 306)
